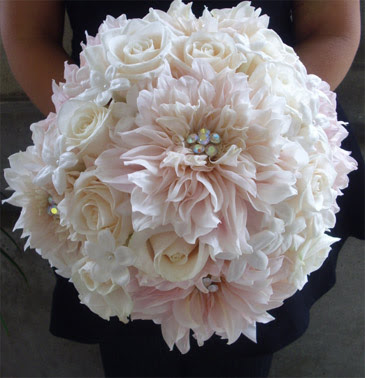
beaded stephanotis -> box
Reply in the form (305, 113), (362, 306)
(47, 196), (59, 216)
(186, 128), (221, 158)
(202, 275), (220, 293)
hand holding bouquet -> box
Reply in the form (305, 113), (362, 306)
(4, 0), (357, 353)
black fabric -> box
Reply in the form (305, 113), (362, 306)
(100, 341), (273, 377)
(50, 0), (365, 375)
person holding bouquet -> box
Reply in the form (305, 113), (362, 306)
(1, 1), (363, 377)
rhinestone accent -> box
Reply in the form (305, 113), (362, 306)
(186, 128), (222, 157)
(186, 133), (198, 144)
(205, 145), (218, 157)
(193, 144), (205, 154)
(47, 197), (59, 216)
(210, 133), (221, 144)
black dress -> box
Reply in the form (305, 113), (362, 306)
(50, 1), (365, 376)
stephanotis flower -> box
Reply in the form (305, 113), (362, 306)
(76, 65), (131, 106)
(71, 229), (135, 322)
(82, 228), (136, 287)
(96, 60), (297, 260)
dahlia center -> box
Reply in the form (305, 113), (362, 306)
(185, 128), (222, 158)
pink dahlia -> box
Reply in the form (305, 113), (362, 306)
(96, 61), (297, 261)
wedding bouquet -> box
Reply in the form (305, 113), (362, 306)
(4, 0), (357, 353)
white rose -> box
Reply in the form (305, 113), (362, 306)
(297, 155), (337, 213)
(209, 2), (269, 37)
(98, 19), (172, 81)
(248, 29), (298, 65)
(144, 0), (199, 36)
(58, 169), (133, 243)
(57, 99), (111, 156)
(128, 228), (210, 282)
(287, 233), (339, 290)
(170, 31), (245, 75)
(248, 62), (310, 118)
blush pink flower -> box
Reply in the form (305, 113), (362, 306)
(96, 61), (297, 260)
(129, 253), (293, 354)
(52, 62), (91, 112)
(4, 149), (82, 278)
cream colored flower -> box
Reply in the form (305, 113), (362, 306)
(4, 149), (82, 278)
(297, 155), (337, 213)
(287, 233), (339, 290)
(170, 31), (245, 76)
(71, 256), (133, 322)
(98, 19), (172, 81)
(58, 169), (133, 243)
(144, 0), (199, 36)
(128, 228), (210, 283)
(57, 99), (111, 156)
(208, 1), (269, 37)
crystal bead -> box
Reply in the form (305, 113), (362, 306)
(186, 133), (198, 144)
(210, 133), (221, 144)
(193, 144), (205, 154)
(199, 128), (207, 134)
(48, 205), (59, 216)
(205, 144), (218, 157)
(198, 134), (210, 145)
(199, 128), (210, 136)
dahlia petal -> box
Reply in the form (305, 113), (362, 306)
(226, 257), (247, 282)
(173, 298), (200, 329)
(246, 250), (268, 270)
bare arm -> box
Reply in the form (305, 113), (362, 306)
(0, 0), (71, 115)
(293, 0), (361, 91)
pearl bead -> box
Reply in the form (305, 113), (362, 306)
(202, 277), (212, 287)
(208, 284), (219, 293)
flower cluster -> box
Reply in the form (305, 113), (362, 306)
(4, 0), (357, 353)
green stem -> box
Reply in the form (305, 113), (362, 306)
(1, 227), (23, 254)
(0, 313), (9, 335)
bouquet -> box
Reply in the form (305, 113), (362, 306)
(4, 0), (357, 353)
